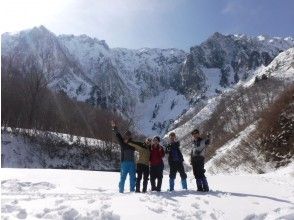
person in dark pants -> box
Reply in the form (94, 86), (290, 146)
(166, 132), (187, 191)
(190, 129), (210, 192)
(150, 136), (165, 192)
(127, 138), (151, 193)
(111, 121), (136, 193)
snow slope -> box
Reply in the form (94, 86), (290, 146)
(166, 97), (220, 140)
(205, 124), (276, 174)
(1, 167), (294, 220)
(134, 89), (189, 136)
(1, 130), (119, 171)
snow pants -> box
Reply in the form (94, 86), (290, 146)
(191, 155), (206, 179)
(169, 161), (187, 180)
(150, 163), (164, 191)
(119, 161), (136, 193)
(192, 155), (209, 191)
(136, 163), (149, 192)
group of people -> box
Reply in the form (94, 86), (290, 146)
(111, 121), (210, 193)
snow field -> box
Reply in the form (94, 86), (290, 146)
(1, 167), (294, 220)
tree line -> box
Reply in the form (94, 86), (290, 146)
(1, 58), (128, 142)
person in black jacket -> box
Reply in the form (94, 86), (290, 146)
(190, 129), (210, 192)
(166, 132), (187, 191)
(111, 121), (136, 193)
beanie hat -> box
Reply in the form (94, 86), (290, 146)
(169, 132), (176, 137)
(191, 129), (199, 135)
(153, 136), (160, 142)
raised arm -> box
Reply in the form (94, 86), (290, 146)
(128, 140), (146, 152)
(205, 133), (211, 145)
(111, 121), (123, 146)
(165, 144), (171, 154)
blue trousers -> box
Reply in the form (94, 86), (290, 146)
(119, 161), (136, 193)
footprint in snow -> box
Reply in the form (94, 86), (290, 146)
(16, 209), (27, 219)
(99, 196), (111, 201)
(87, 199), (96, 204)
(244, 213), (267, 220)
(1, 204), (19, 213)
(203, 200), (209, 205)
(210, 213), (217, 220)
(2, 179), (55, 192)
(147, 206), (165, 213)
(62, 208), (80, 220)
(191, 202), (200, 209)
(35, 205), (67, 218)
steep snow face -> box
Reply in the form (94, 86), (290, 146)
(181, 32), (294, 96)
(112, 47), (186, 98)
(205, 124), (271, 174)
(202, 68), (223, 97)
(1, 26), (93, 101)
(244, 48), (294, 87)
(134, 89), (189, 136)
(2, 166), (294, 219)
(59, 34), (186, 101)
(58, 34), (111, 79)
(167, 97), (220, 141)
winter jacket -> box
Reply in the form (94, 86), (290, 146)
(127, 141), (150, 166)
(150, 144), (165, 166)
(112, 127), (135, 162)
(190, 137), (210, 162)
(166, 141), (184, 164)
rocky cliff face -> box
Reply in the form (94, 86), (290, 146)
(2, 26), (293, 135)
(180, 32), (294, 97)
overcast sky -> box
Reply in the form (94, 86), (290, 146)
(1, 0), (293, 50)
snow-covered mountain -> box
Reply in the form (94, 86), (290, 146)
(181, 32), (294, 95)
(1, 26), (293, 135)
(169, 48), (294, 174)
(169, 47), (294, 140)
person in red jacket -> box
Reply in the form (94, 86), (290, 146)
(150, 136), (165, 192)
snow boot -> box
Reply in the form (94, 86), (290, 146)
(169, 178), (175, 191)
(202, 178), (209, 192)
(196, 178), (203, 191)
(181, 178), (188, 190)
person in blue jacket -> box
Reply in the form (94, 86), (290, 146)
(111, 121), (136, 193)
(166, 132), (188, 191)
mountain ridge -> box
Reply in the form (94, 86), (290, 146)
(2, 25), (293, 135)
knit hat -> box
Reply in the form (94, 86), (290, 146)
(153, 136), (160, 142)
(169, 132), (176, 137)
(191, 129), (199, 135)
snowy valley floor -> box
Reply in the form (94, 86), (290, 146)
(1, 167), (294, 220)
